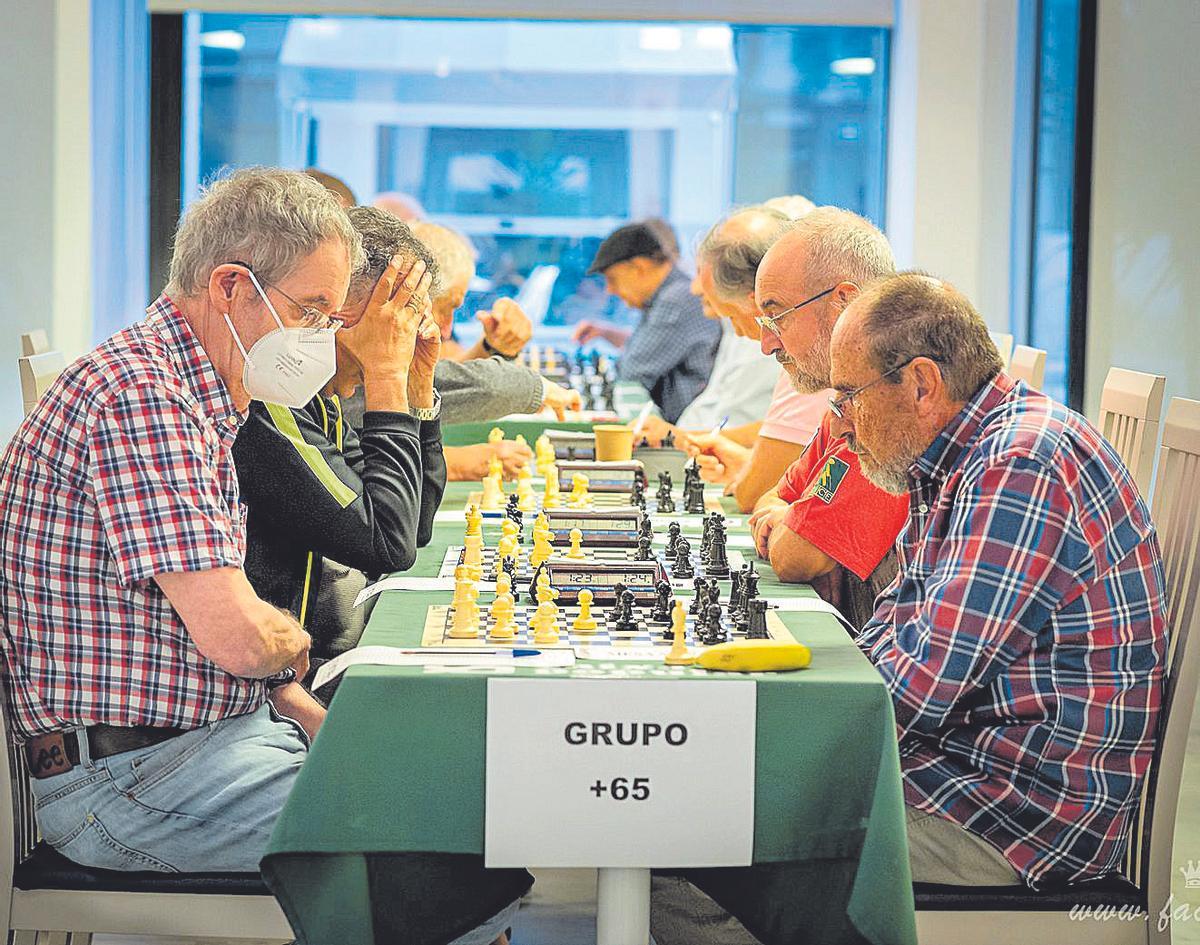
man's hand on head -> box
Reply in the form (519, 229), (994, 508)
(477, 298), (532, 357)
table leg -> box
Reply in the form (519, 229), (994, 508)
(595, 867), (650, 945)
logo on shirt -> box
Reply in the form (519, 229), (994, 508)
(807, 456), (850, 504)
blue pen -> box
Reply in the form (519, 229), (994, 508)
(707, 415), (729, 437)
(405, 648), (543, 658)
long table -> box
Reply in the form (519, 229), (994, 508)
(262, 476), (917, 945)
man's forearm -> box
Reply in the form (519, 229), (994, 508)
(363, 371), (410, 413)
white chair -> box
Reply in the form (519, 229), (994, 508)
(915, 397), (1200, 945)
(989, 332), (1014, 370)
(18, 352), (65, 418)
(1097, 367), (1167, 497)
(19, 332), (49, 357)
(1009, 345), (1047, 390)
(0, 680), (293, 943)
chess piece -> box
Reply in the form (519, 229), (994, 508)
(705, 518), (730, 577)
(534, 568), (559, 605)
(530, 521), (555, 568)
(664, 521), (682, 560)
(573, 588), (599, 634)
(702, 602), (728, 645)
(650, 580), (673, 627)
(638, 515), (653, 547)
(488, 427), (504, 445)
(463, 533), (484, 580)
(449, 565), (480, 638)
(663, 600), (691, 665)
(655, 471), (675, 514)
(566, 527), (587, 559)
(515, 434), (528, 451)
(517, 464), (537, 512)
(636, 533), (653, 561)
(535, 435), (556, 477)
(662, 430), (676, 450)
(607, 583), (628, 624)
(613, 589), (638, 633)
(746, 598), (771, 639)
(568, 473), (590, 507)
(531, 600), (561, 645)
(729, 569), (745, 617)
(671, 538), (694, 579)
(689, 577), (708, 616)
(543, 464), (561, 509)
(496, 534), (518, 578)
(480, 469), (504, 511)
(465, 504), (483, 538)
(630, 476), (646, 509)
(743, 562), (760, 604)
(489, 575), (517, 641)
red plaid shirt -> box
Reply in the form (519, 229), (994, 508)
(858, 373), (1167, 887)
(0, 296), (268, 740)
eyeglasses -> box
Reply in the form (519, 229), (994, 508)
(754, 286), (838, 333)
(828, 358), (917, 419)
(229, 261), (332, 329)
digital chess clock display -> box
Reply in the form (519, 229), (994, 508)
(557, 461), (644, 493)
(545, 559), (664, 603)
(546, 509), (643, 547)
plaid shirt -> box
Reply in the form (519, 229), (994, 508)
(857, 373), (1167, 887)
(0, 296), (268, 741)
(617, 267), (720, 423)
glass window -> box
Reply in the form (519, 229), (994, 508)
(1021, 0), (1081, 403)
(186, 14), (888, 341)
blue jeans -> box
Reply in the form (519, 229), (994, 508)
(30, 702), (517, 944)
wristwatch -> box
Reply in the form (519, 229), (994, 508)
(409, 389), (442, 422)
(481, 337), (517, 360)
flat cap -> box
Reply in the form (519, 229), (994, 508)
(587, 222), (667, 275)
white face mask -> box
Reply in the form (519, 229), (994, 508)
(223, 270), (338, 409)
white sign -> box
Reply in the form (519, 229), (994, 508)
(485, 678), (756, 867)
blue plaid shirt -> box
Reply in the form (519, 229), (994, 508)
(858, 373), (1167, 887)
(616, 268), (720, 423)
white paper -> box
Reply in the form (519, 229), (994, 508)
(312, 645), (576, 688)
(485, 678), (756, 868)
(353, 575), (454, 608)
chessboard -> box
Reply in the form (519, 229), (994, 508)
(438, 544), (746, 588)
(465, 491), (723, 517)
(422, 602), (794, 659)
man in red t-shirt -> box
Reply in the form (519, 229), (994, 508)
(748, 207), (908, 628)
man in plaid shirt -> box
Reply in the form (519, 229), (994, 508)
(0, 167), (523, 943)
(830, 273), (1167, 888)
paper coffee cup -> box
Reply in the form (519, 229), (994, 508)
(593, 424), (634, 462)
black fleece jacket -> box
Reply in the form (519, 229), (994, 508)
(233, 395), (445, 650)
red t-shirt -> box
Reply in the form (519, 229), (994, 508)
(777, 413), (909, 581)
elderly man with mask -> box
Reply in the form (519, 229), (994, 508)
(0, 169), (520, 945)
(746, 207), (909, 630)
(830, 273), (1166, 889)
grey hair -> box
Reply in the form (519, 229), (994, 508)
(346, 206), (442, 300)
(762, 194), (816, 220)
(166, 167), (365, 298)
(410, 222), (476, 290)
(697, 205), (793, 300)
(856, 271), (1004, 402)
(785, 206), (896, 293)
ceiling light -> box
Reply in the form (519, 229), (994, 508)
(830, 57), (876, 76)
(199, 30), (245, 51)
(640, 27), (682, 52)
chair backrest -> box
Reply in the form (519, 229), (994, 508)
(18, 351), (65, 417)
(988, 331), (1014, 369)
(1125, 398), (1200, 913)
(19, 331), (49, 357)
(0, 675), (40, 889)
(1097, 366), (1166, 497)
(1008, 345), (1047, 390)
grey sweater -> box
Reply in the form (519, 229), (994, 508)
(340, 356), (544, 428)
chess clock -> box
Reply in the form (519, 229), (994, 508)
(545, 557), (667, 605)
(546, 430), (595, 461)
(545, 508), (643, 547)
(556, 460), (645, 493)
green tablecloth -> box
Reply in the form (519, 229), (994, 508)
(262, 482), (916, 945)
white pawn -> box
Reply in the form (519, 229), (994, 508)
(566, 527), (586, 559)
(573, 588), (599, 635)
(489, 574), (517, 641)
(531, 599), (561, 645)
(449, 565), (480, 639)
(543, 465), (561, 509)
(664, 600), (692, 665)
